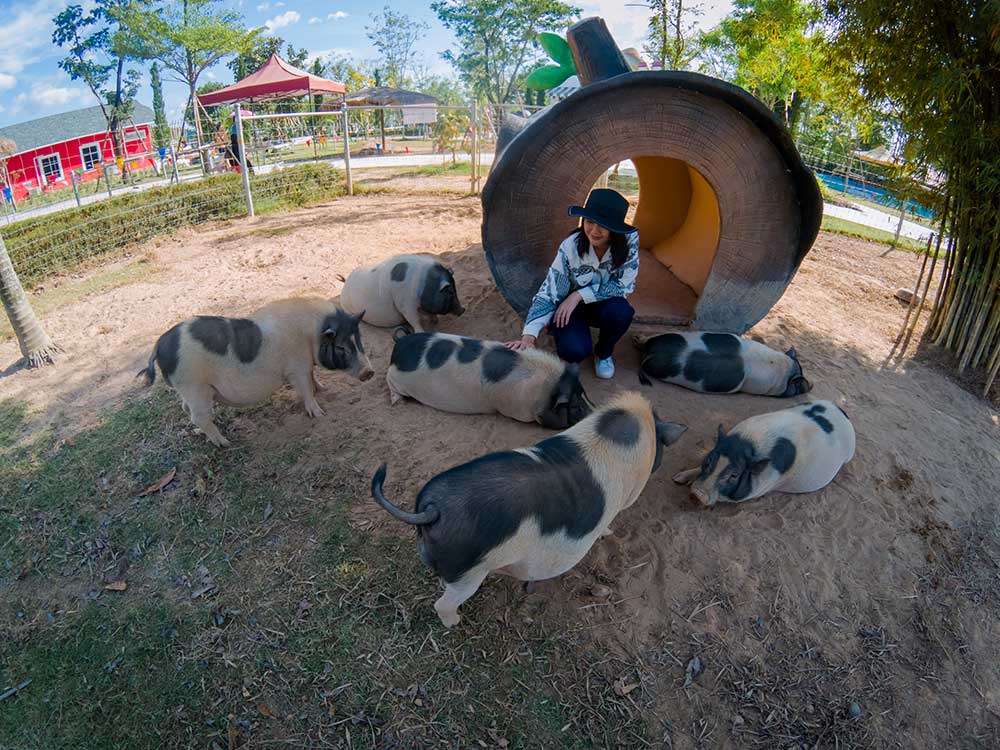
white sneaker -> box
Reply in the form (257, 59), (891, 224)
(595, 356), (615, 379)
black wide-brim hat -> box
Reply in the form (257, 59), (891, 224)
(568, 188), (638, 234)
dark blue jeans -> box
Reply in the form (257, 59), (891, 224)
(551, 297), (635, 363)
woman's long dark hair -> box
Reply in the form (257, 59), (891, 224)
(574, 225), (629, 268)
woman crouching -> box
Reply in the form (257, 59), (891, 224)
(506, 188), (639, 380)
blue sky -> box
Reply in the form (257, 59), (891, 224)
(0, 0), (734, 129)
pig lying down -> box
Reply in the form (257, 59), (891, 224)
(138, 298), (374, 447)
(371, 392), (687, 627)
(673, 400), (855, 506)
(387, 332), (594, 428)
(338, 254), (465, 333)
(634, 331), (811, 397)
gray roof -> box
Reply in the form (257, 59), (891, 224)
(0, 103), (155, 155)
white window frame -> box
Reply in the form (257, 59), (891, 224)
(124, 129), (146, 145)
(35, 152), (63, 183)
(79, 142), (102, 171)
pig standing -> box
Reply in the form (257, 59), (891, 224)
(138, 299), (374, 447)
(338, 254), (464, 333)
(634, 331), (811, 397)
(387, 333), (593, 428)
(673, 400), (855, 506)
(371, 392), (687, 627)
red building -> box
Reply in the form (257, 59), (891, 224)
(0, 103), (157, 202)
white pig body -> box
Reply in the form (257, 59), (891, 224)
(675, 400), (855, 506)
(371, 391), (687, 626)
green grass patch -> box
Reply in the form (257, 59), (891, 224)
(3, 163), (346, 290)
(821, 214), (929, 252)
(0, 391), (649, 749)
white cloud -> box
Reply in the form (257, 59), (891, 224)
(0, 73), (16, 91)
(264, 10), (300, 31)
(310, 48), (354, 65)
(328, 10), (349, 19)
(274, 1), (285, 6)
(0, 1), (65, 77)
(205, 71), (217, 80)
(256, 2), (269, 10)
(578, 0), (732, 53)
(308, 16), (322, 24)
(20, 85), (79, 107)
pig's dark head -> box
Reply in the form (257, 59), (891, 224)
(652, 411), (688, 473)
(538, 363), (594, 429)
(779, 348), (812, 397)
(420, 263), (465, 317)
(318, 309), (375, 381)
(689, 426), (769, 506)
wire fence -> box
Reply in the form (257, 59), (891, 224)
(0, 101), (943, 296)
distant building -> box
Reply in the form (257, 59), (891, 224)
(0, 103), (156, 202)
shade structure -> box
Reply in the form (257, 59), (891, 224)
(482, 17), (823, 334)
(344, 87), (437, 107)
(198, 55), (345, 106)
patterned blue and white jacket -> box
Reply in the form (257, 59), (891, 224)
(522, 231), (641, 337)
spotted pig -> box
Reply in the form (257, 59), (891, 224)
(673, 400), (855, 506)
(338, 254), (464, 333)
(138, 298), (374, 447)
(634, 331), (811, 397)
(371, 391), (687, 627)
(387, 333), (593, 428)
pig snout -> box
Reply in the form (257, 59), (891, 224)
(689, 486), (714, 507)
(354, 353), (375, 381)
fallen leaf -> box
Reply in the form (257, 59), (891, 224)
(612, 677), (639, 696)
(139, 467), (176, 496)
(263, 502), (273, 522)
(104, 581), (127, 592)
(257, 702), (275, 718)
(683, 656), (704, 688)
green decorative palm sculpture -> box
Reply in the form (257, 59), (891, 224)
(525, 33), (577, 90)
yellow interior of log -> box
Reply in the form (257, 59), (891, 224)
(631, 156), (721, 296)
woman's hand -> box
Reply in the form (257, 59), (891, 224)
(553, 291), (582, 328)
(505, 334), (536, 351)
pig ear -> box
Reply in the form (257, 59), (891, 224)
(656, 421), (687, 446)
(751, 457), (770, 476)
(785, 347), (798, 360)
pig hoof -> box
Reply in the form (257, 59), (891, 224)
(210, 435), (231, 448)
(305, 403), (325, 418)
(599, 528), (614, 538)
(436, 610), (461, 628)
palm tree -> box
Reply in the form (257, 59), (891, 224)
(0, 137), (60, 368)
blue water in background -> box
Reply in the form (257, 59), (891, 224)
(815, 171), (936, 220)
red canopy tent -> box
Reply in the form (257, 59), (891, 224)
(198, 54), (345, 106)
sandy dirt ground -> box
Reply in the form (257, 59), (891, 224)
(2, 187), (1000, 747)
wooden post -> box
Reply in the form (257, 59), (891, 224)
(103, 164), (113, 197)
(169, 144), (181, 184)
(234, 102), (255, 218)
(70, 172), (81, 207)
(342, 103), (353, 196)
(470, 101), (479, 194)
(892, 200), (906, 248)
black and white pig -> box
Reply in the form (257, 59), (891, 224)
(138, 298), (374, 447)
(338, 254), (464, 333)
(387, 333), (593, 428)
(634, 331), (812, 397)
(371, 391), (687, 627)
(673, 400), (855, 506)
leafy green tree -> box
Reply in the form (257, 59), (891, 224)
(826, 0), (1000, 392)
(413, 74), (468, 106)
(52, 1), (141, 161)
(645, 0), (703, 70)
(699, 0), (822, 129)
(432, 0), (580, 104)
(366, 6), (429, 87)
(150, 63), (171, 148)
(124, 0), (260, 150)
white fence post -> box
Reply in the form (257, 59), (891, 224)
(234, 102), (255, 218)
(470, 101), (479, 195)
(342, 102), (353, 196)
